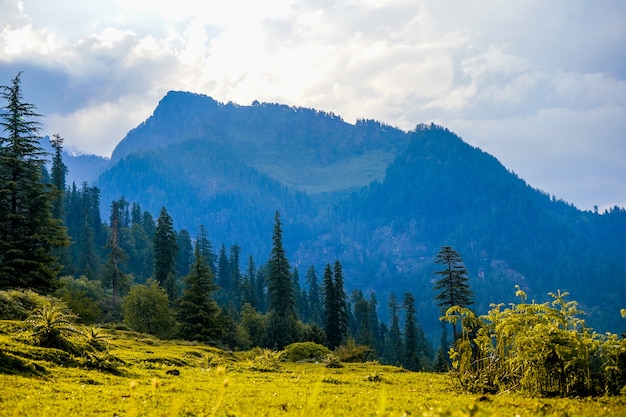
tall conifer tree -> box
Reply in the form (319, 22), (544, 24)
(177, 243), (224, 342)
(433, 245), (473, 341)
(265, 211), (298, 348)
(153, 207), (178, 300)
(323, 261), (348, 349)
(0, 73), (69, 292)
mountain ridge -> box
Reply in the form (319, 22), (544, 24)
(92, 91), (626, 339)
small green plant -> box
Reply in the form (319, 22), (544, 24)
(324, 354), (343, 368)
(249, 349), (284, 372)
(282, 342), (331, 362)
(334, 338), (374, 362)
(26, 300), (79, 350)
(84, 327), (110, 352)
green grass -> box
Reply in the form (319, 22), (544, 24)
(1, 321), (625, 416)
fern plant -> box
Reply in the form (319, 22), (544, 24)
(27, 300), (79, 350)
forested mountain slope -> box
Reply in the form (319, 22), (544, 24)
(95, 91), (626, 337)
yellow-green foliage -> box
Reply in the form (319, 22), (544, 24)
(443, 288), (626, 397)
(282, 342), (330, 362)
(1, 319), (626, 416)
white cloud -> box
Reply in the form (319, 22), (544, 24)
(0, 0), (624, 209)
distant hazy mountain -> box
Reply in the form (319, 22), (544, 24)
(40, 136), (109, 186)
(95, 91), (626, 338)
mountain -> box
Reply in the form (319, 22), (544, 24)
(39, 136), (109, 186)
(95, 91), (626, 339)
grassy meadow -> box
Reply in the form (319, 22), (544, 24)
(1, 320), (625, 417)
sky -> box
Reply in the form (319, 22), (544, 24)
(1, 0), (625, 211)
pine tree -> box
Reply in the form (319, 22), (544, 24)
(333, 260), (349, 345)
(229, 244), (242, 307)
(216, 244), (230, 305)
(197, 225), (216, 273)
(242, 255), (257, 308)
(177, 243), (224, 342)
(176, 229), (193, 277)
(323, 261), (348, 349)
(305, 265), (323, 326)
(403, 292), (421, 371)
(153, 207), (178, 300)
(49, 134), (67, 220)
(433, 246), (473, 341)
(100, 200), (131, 320)
(386, 294), (403, 366)
(49, 134), (72, 275)
(265, 211), (299, 348)
(0, 73), (69, 292)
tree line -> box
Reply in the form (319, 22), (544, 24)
(1, 73), (472, 371)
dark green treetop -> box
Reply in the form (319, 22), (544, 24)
(0, 72), (69, 292)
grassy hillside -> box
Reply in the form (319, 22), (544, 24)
(1, 320), (625, 416)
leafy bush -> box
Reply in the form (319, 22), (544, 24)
(282, 342), (331, 362)
(0, 289), (51, 320)
(249, 349), (283, 372)
(334, 338), (374, 363)
(443, 288), (626, 397)
(324, 354), (343, 368)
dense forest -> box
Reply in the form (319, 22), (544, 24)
(2, 75), (626, 380)
(90, 91), (626, 340)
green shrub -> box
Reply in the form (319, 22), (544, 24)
(334, 338), (374, 363)
(444, 288), (626, 397)
(0, 290), (51, 320)
(282, 342), (331, 362)
(27, 300), (79, 351)
(249, 349), (283, 372)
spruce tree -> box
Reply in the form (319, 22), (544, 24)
(403, 292), (421, 371)
(305, 265), (323, 326)
(175, 229), (193, 277)
(386, 294), (403, 366)
(323, 261), (348, 349)
(265, 211), (299, 348)
(0, 73), (69, 292)
(433, 245), (473, 341)
(49, 134), (67, 220)
(333, 260), (349, 345)
(100, 200), (131, 320)
(177, 243), (224, 342)
(153, 207), (178, 300)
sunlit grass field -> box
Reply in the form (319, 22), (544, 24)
(1, 321), (625, 417)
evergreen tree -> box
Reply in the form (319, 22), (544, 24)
(176, 229), (193, 277)
(49, 134), (72, 275)
(177, 243), (224, 342)
(153, 207), (178, 300)
(49, 134), (67, 220)
(265, 211), (299, 348)
(0, 73), (69, 292)
(100, 200), (131, 320)
(229, 244), (242, 307)
(353, 290), (375, 348)
(433, 246), (473, 341)
(403, 292), (421, 371)
(242, 255), (257, 308)
(323, 261), (348, 349)
(333, 260), (349, 344)
(384, 294), (403, 366)
(197, 225), (216, 273)
(216, 244), (230, 304)
(305, 265), (323, 326)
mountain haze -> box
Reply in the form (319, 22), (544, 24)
(95, 91), (626, 339)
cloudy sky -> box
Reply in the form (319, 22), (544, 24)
(1, 0), (625, 211)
